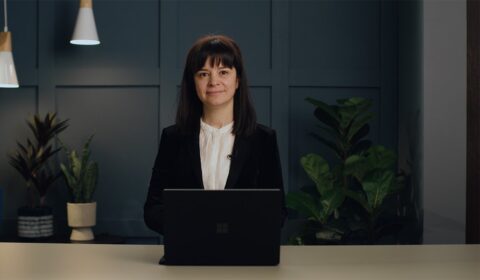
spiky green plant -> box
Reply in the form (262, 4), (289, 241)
(8, 113), (69, 207)
(60, 136), (98, 203)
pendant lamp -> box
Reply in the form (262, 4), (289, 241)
(70, 0), (100, 45)
(0, 0), (19, 88)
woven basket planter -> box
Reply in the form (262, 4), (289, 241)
(17, 206), (54, 239)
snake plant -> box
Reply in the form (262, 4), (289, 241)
(60, 135), (98, 203)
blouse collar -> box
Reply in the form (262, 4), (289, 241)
(200, 118), (234, 134)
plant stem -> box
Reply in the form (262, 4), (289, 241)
(40, 196), (46, 207)
(367, 210), (381, 244)
(368, 215), (374, 244)
(27, 183), (35, 208)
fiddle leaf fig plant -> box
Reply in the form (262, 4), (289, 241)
(291, 154), (344, 225)
(287, 97), (403, 244)
(60, 135), (98, 203)
(344, 146), (399, 212)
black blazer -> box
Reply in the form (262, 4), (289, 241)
(143, 123), (287, 235)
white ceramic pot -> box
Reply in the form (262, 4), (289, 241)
(67, 202), (97, 241)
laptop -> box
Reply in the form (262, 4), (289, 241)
(161, 189), (282, 266)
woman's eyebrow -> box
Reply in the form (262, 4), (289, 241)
(197, 66), (230, 72)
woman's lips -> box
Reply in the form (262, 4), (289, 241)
(207, 90), (224, 95)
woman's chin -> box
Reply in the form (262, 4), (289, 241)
(203, 100), (232, 109)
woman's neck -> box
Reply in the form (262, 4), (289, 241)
(202, 105), (234, 128)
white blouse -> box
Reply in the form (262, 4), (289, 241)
(199, 119), (235, 190)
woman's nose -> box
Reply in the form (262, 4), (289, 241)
(208, 73), (220, 86)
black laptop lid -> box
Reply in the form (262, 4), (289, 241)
(162, 189), (282, 266)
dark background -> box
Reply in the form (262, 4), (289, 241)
(0, 0), (430, 244)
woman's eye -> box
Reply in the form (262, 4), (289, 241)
(220, 70), (229, 76)
(197, 72), (209, 78)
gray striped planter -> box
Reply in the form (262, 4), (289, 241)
(17, 206), (54, 239)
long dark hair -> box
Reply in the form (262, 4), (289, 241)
(176, 34), (257, 136)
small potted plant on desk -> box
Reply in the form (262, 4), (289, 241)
(60, 135), (98, 241)
(8, 113), (69, 239)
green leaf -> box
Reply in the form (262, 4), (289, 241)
(336, 98), (373, 133)
(365, 146), (396, 170)
(337, 105), (358, 131)
(337, 97), (371, 108)
(315, 124), (340, 140)
(306, 97), (340, 125)
(362, 170), (395, 210)
(8, 154), (30, 181)
(71, 151), (82, 179)
(319, 188), (345, 222)
(344, 154), (368, 180)
(337, 98), (373, 117)
(344, 189), (372, 213)
(60, 163), (77, 196)
(16, 141), (28, 155)
(52, 119), (69, 136)
(300, 154), (333, 196)
(349, 139), (372, 155)
(313, 107), (340, 133)
(347, 113), (374, 142)
(79, 135), (94, 190)
(83, 161), (98, 202)
(286, 192), (323, 222)
(309, 133), (342, 158)
(81, 135), (94, 168)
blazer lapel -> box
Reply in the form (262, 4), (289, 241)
(225, 135), (251, 189)
(187, 133), (204, 189)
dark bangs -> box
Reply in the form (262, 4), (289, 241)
(189, 40), (238, 74)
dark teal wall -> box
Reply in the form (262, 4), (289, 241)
(0, 0), (398, 240)
(398, 0), (423, 242)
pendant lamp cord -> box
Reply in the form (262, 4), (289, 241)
(4, 0), (8, 32)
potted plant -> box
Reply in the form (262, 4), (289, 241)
(8, 113), (69, 239)
(286, 97), (405, 245)
(60, 135), (98, 241)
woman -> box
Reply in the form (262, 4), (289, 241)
(144, 35), (286, 235)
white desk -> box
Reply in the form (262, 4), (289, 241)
(0, 243), (478, 280)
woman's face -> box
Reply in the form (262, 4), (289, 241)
(194, 57), (239, 110)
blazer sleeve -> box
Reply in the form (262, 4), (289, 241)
(258, 130), (288, 227)
(143, 127), (177, 235)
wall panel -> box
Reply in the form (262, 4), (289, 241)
(289, 0), (380, 87)
(8, 0), (38, 85)
(251, 87), (272, 127)
(0, 0), (398, 241)
(0, 88), (37, 235)
(54, 87), (159, 236)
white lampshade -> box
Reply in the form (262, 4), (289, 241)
(0, 32), (19, 88)
(70, 0), (100, 46)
